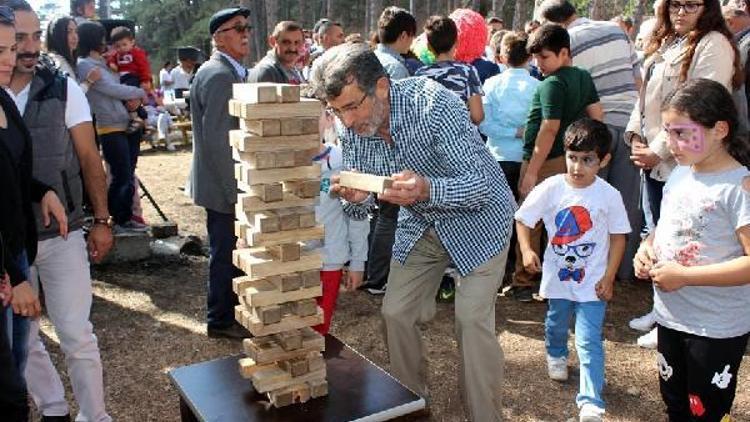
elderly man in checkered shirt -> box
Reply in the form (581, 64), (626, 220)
(310, 43), (516, 421)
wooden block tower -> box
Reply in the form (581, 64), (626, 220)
(228, 82), (328, 407)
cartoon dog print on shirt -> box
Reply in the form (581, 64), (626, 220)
(551, 206), (595, 284)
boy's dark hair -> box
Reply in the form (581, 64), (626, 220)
(70, 0), (93, 16)
(502, 32), (531, 67)
(77, 20), (106, 57)
(110, 26), (134, 43)
(564, 118), (611, 160)
(424, 16), (457, 56)
(539, 0), (577, 24)
(527, 23), (570, 55)
(377, 6), (416, 44)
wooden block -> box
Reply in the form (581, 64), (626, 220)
(309, 379), (328, 398)
(244, 151), (276, 170)
(245, 183), (283, 202)
(299, 269), (320, 288)
(273, 330), (303, 351)
(266, 243), (301, 262)
(254, 212), (280, 233)
(238, 357), (276, 379)
(280, 119), (303, 136)
(276, 84), (301, 103)
(339, 170), (393, 194)
(233, 276), (258, 294)
(279, 357), (309, 377)
(230, 131), (318, 153)
(292, 299), (318, 317)
(269, 273), (302, 292)
(294, 148), (319, 166)
(241, 164), (320, 185)
(233, 83), (278, 103)
(236, 193), (316, 214)
(234, 246), (321, 279)
(252, 367), (326, 393)
(238, 306), (324, 337)
(274, 150), (296, 168)
(150, 221), (178, 239)
(275, 208), (300, 231)
(229, 97), (322, 120)
(307, 353), (325, 372)
(243, 327), (324, 364)
(253, 304), (282, 324)
(283, 180), (320, 198)
(239, 226), (323, 248)
(245, 282), (322, 307)
(301, 118), (318, 135)
(239, 119), (281, 137)
(269, 388), (294, 407)
(296, 207), (316, 228)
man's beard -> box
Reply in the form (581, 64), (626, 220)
(355, 96), (386, 138)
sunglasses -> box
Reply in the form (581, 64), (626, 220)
(216, 23), (253, 35)
(668, 1), (704, 14)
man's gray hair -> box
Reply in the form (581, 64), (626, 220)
(317, 20), (341, 37)
(309, 43), (387, 102)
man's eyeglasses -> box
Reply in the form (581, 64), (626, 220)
(0, 6), (14, 24)
(325, 92), (368, 119)
(216, 24), (253, 35)
(668, 1), (704, 14)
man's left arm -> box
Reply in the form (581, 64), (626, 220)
(66, 79), (112, 261)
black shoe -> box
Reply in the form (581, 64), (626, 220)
(512, 286), (534, 302)
(207, 323), (250, 339)
(42, 415), (71, 422)
(436, 275), (455, 303)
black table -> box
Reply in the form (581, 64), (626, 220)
(168, 335), (425, 421)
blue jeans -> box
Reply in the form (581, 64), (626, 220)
(546, 299), (607, 410)
(206, 209), (241, 329)
(8, 250), (30, 379)
(100, 131), (141, 225)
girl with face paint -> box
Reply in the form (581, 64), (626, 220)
(634, 79), (750, 421)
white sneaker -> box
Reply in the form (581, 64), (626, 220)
(629, 310), (656, 332)
(637, 327), (658, 349)
(547, 355), (568, 381)
(579, 403), (605, 422)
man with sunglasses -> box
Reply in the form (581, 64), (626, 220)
(311, 43), (515, 421)
(248, 20), (305, 84)
(188, 6), (252, 340)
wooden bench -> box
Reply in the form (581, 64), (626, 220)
(173, 120), (192, 144)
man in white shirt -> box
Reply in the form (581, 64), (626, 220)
(159, 60), (174, 89)
(170, 57), (195, 93)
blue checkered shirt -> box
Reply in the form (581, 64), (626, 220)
(339, 77), (516, 276)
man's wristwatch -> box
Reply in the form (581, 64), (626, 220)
(93, 216), (113, 228)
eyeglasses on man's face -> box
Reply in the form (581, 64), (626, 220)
(217, 23), (253, 35)
(325, 91), (368, 119)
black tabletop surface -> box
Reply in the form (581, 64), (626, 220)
(168, 335), (425, 421)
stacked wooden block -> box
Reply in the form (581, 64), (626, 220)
(228, 82), (328, 407)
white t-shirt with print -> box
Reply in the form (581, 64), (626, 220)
(515, 175), (631, 302)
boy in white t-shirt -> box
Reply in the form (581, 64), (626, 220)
(515, 118), (630, 422)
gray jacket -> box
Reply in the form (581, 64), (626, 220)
(188, 52), (244, 213)
(77, 56), (144, 131)
(248, 50), (302, 84)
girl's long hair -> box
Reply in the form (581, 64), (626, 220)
(46, 16), (76, 71)
(645, 0), (743, 89)
(662, 78), (750, 166)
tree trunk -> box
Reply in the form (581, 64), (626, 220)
(266, 0), (277, 36)
(98, 0), (111, 19)
(531, 0), (544, 21)
(632, 0), (649, 33)
(513, 0), (529, 30)
(326, 0), (333, 17)
(298, 0), (305, 26)
(590, 0), (607, 20)
(370, 0), (383, 38)
(247, 0), (268, 65)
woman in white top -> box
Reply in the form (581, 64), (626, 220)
(45, 15), (100, 92)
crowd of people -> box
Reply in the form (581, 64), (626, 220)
(2, 0), (750, 421)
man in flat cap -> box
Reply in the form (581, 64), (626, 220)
(188, 6), (251, 339)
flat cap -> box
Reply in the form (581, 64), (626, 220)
(209, 6), (250, 35)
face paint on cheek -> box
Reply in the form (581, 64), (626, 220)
(664, 123), (705, 153)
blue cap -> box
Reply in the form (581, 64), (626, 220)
(209, 7), (250, 35)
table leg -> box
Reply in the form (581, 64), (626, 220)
(179, 396), (200, 422)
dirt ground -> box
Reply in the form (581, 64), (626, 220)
(32, 146), (750, 421)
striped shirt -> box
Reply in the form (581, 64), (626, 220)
(567, 17), (639, 128)
(338, 77), (516, 276)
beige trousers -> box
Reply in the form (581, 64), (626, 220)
(382, 229), (509, 422)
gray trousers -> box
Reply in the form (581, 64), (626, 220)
(599, 124), (642, 281)
(382, 229), (509, 421)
